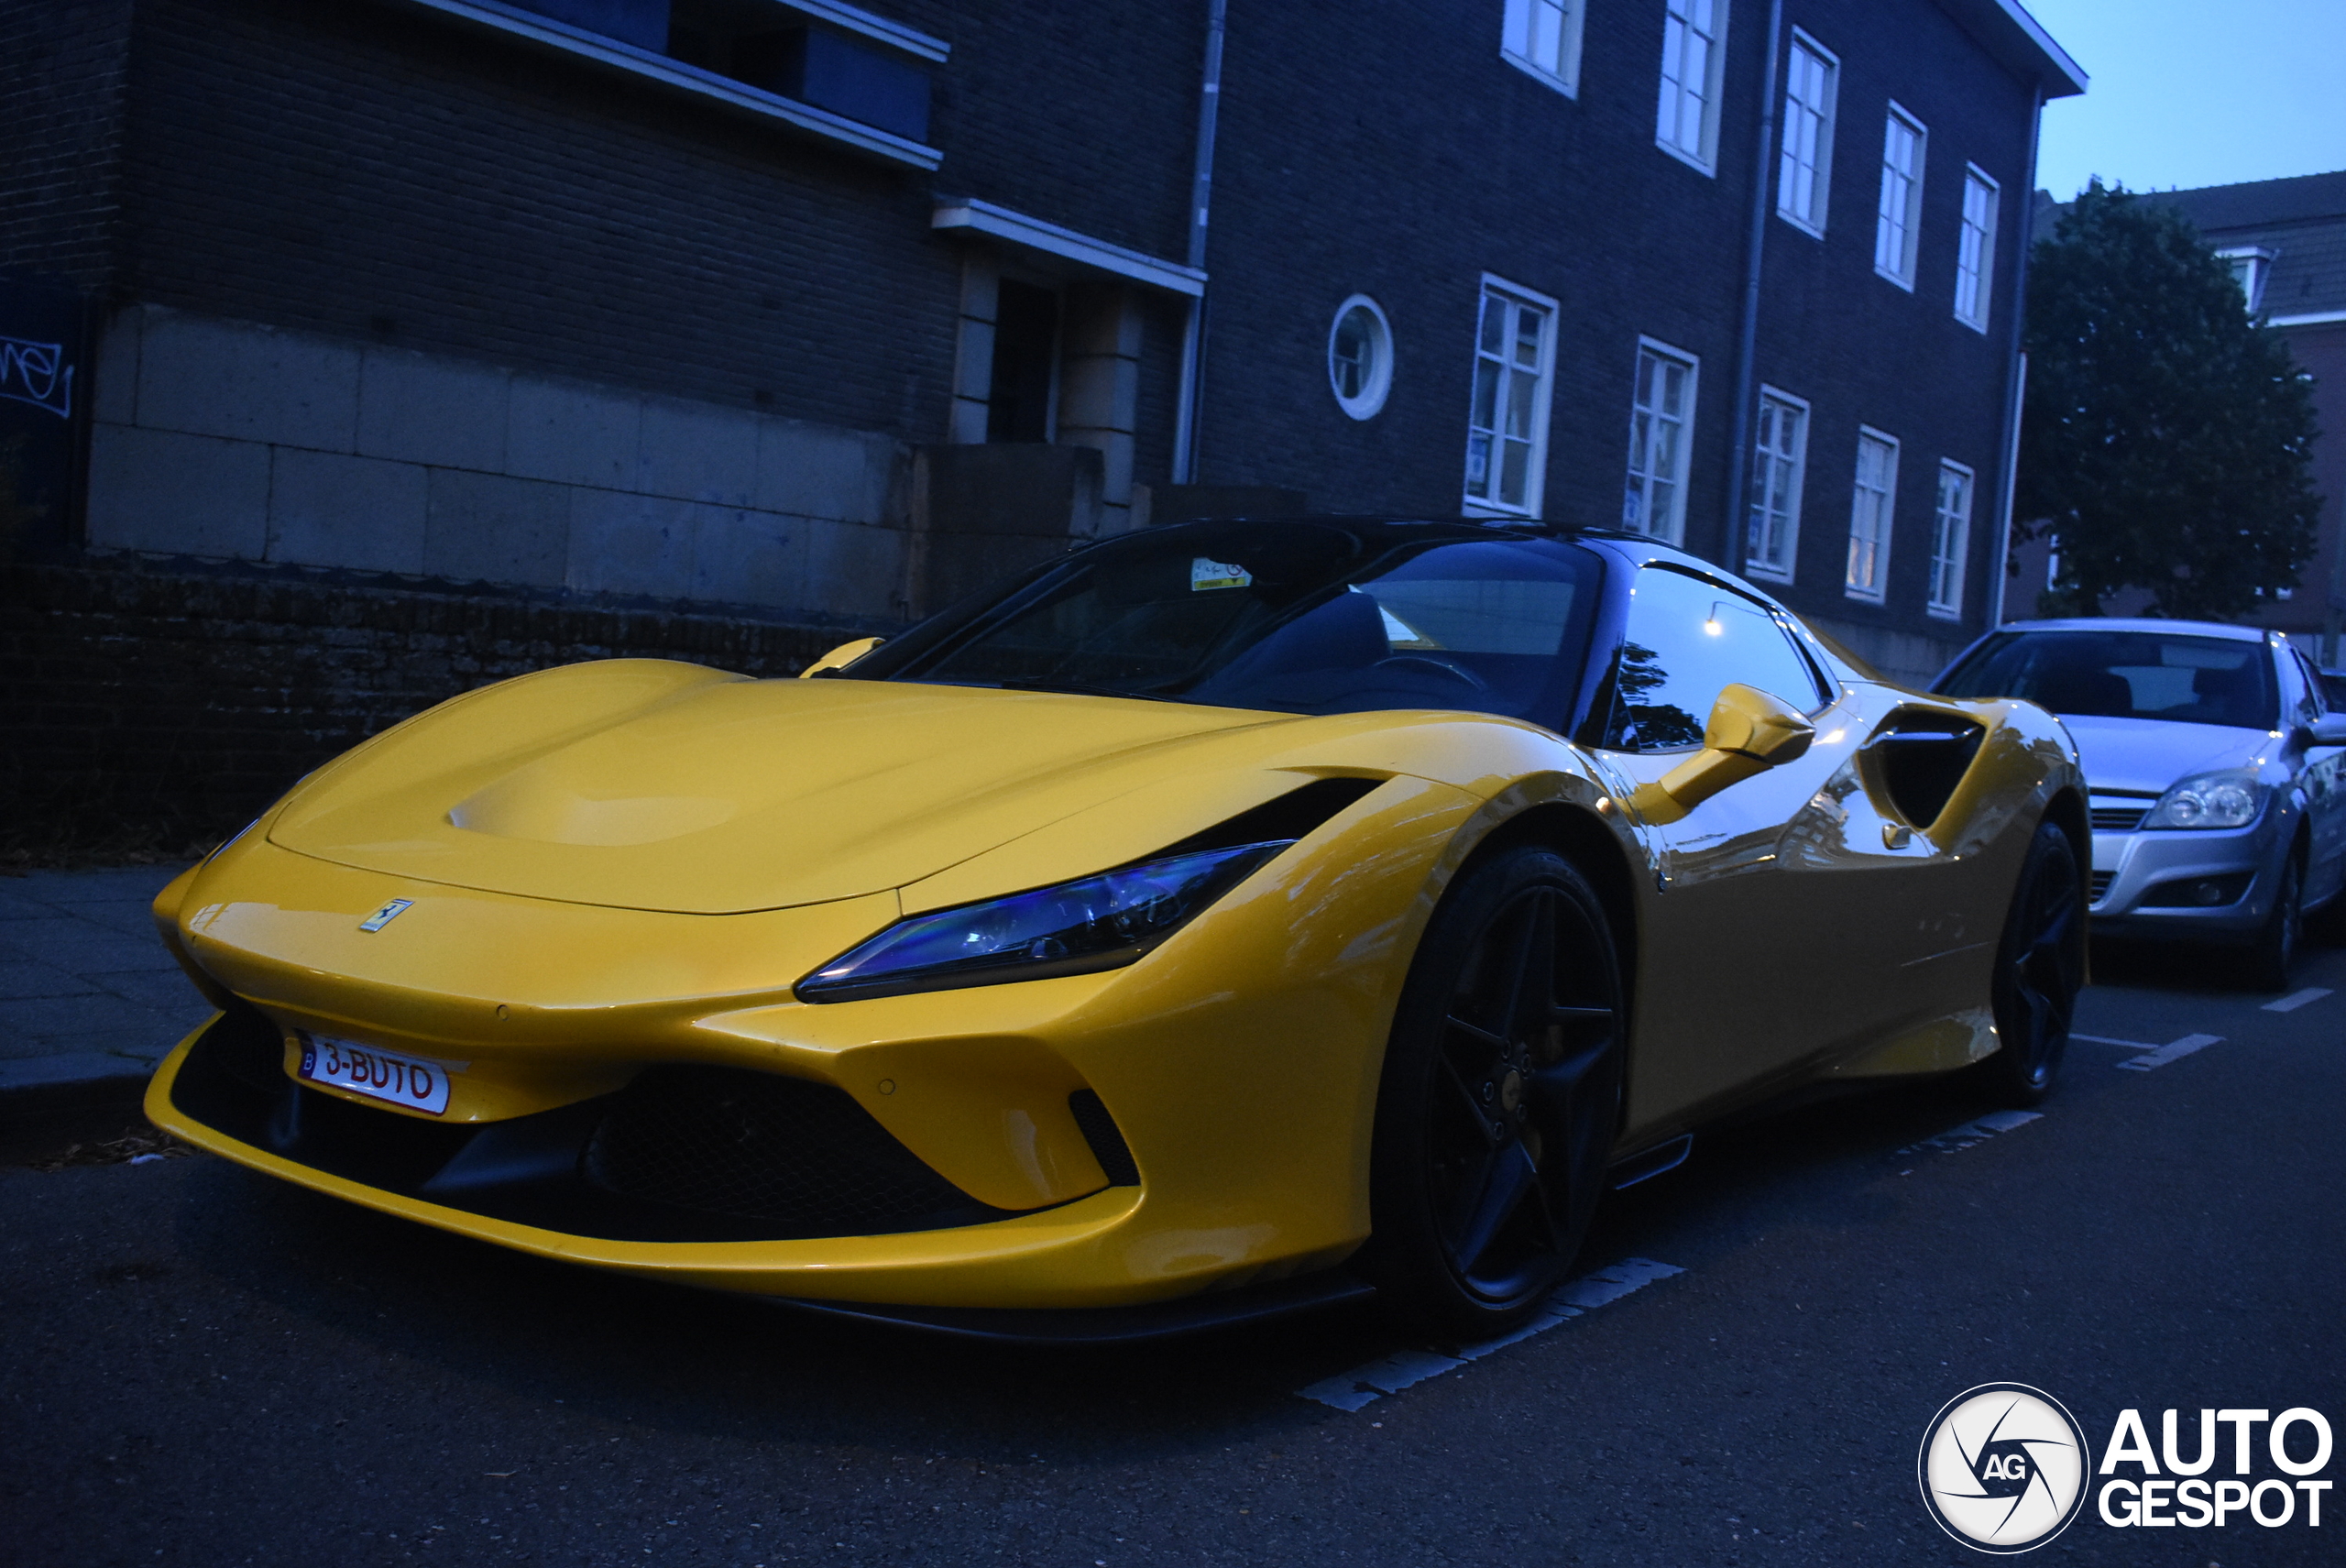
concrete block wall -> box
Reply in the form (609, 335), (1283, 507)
(86, 306), (911, 621)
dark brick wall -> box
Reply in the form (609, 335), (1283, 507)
(0, 0), (132, 291)
(1192, 0), (2036, 646)
(119, 0), (959, 440)
(884, 0), (1203, 267)
(0, 560), (860, 853)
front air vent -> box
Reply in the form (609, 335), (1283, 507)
(584, 1066), (1001, 1234)
(1863, 711), (1987, 829)
(2090, 806), (2149, 833)
(1155, 776), (1383, 859)
(2089, 871), (2115, 905)
(1069, 1090), (1139, 1186)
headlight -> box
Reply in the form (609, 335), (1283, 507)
(2143, 768), (2265, 829)
(796, 839), (1290, 1003)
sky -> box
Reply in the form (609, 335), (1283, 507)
(2023, 0), (2346, 198)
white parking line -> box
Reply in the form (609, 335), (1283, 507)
(2113, 1033), (2223, 1072)
(2263, 987), (2333, 1014)
(1898, 1109), (2043, 1157)
(2072, 1032), (2160, 1049)
(1296, 1258), (1684, 1412)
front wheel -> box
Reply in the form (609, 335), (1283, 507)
(1977, 819), (2085, 1108)
(1362, 847), (1626, 1341)
(2243, 852), (2304, 993)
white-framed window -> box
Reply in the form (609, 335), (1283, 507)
(1327, 295), (1394, 421)
(1874, 104), (1927, 289)
(2217, 246), (2277, 312)
(1503, 0), (1585, 97)
(1624, 339), (1700, 544)
(1745, 386), (1810, 581)
(1464, 277), (1558, 518)
(1657, 0), (1729, 173)
(1929, 459), (1973, 617)
(1846, 427), (1899, 601)
(1954, 166), (2000, 331)
(1776, 30), (1837, 236)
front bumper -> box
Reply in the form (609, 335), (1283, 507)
(148, 776), (1479, 1310)
(2087, 806), (2287, 941)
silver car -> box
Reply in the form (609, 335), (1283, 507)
(1935, 619), (2346, 988)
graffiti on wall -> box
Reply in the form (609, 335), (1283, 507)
(0, 274), (87, 553)
(0, 334), (73, 420)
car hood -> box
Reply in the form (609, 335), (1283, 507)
(267, 661), (1306, 914)
(2053, 713), (2273, 795)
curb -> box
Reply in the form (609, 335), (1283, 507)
(0, 1052), (159, 1125)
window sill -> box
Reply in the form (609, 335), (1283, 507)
(1873, 263), (1917, 293)
(1954, 311), (1990, 334)
(1775, 209), (1827, 241)
(1462, 499), (1539, 522)
(1842, 585), (1887, 605)
(394, 0), (944, 170)
(1500, 51), (1579, 99)
(1926, 604), (1964, 621)
(1744, 560), (1794, 585)
(1655, 138), (1718, 178)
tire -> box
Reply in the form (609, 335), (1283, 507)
(1362, 847), (1626, 1342)
(1977, 819), (2085, 1108)
(2243, 851), (2304, 993)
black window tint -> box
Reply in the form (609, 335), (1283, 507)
(1935, 631), (2277, 730)
(1605, 567), (1828, 752)
(2292, 652), (2326, 718)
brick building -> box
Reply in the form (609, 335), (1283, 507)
(2, 0), (2081, 846)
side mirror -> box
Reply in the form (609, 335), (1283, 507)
(2302, 713), (2346, 749)
(799, 637), (885, 678)
(1630, 684), (1816, 824)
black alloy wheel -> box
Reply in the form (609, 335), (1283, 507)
(1979, 819), (2085, 1107)
(2245, 850), (2304, 993)
(1365, 847), (1625, 1340)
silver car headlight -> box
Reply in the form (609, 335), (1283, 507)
(2143, 768), (2265, 830)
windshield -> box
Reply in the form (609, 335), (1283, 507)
(845, 521), (1603, 726)
(1936, 630), (2277, 730)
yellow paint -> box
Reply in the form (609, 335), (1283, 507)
(145, 649), (2085, 1310)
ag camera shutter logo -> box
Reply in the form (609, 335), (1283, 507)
(1918, 1384), (2091, 1552)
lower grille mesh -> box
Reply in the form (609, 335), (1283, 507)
(2089, 870), (2115, 903)
(584, 1066), (980, 1232)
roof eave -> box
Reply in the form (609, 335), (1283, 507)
(1935, 0), (2088, 99)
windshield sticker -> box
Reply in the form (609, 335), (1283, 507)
(1191, 557), (1253, 592)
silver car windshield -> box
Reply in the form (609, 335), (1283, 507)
(1938, 630), (2276, 729)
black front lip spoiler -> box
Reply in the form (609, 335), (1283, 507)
(762, 1271), (1377, 1345)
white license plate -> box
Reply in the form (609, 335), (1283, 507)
(296, 1034), (457, 1115)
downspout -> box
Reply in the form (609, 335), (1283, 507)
(1170, 0), (1227, 486)
(1987, 85), (2046, 628)
(1720, 0), (1785, 571)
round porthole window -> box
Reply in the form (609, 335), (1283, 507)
(1327, 295), (1393, 420)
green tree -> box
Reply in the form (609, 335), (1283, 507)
(2017, 181), (2321, 620)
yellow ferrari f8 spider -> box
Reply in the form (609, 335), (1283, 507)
(147, 520), (2086, 1341)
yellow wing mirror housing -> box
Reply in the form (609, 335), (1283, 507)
(1629, 683), (1815, 825)
(799, 637), (885, 678)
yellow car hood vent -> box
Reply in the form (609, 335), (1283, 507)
(268, 666), (1288, 914)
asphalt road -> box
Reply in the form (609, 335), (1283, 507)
(5, 937), (2341, 1568)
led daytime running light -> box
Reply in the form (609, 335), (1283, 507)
(797, 840), (1291, 1003)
